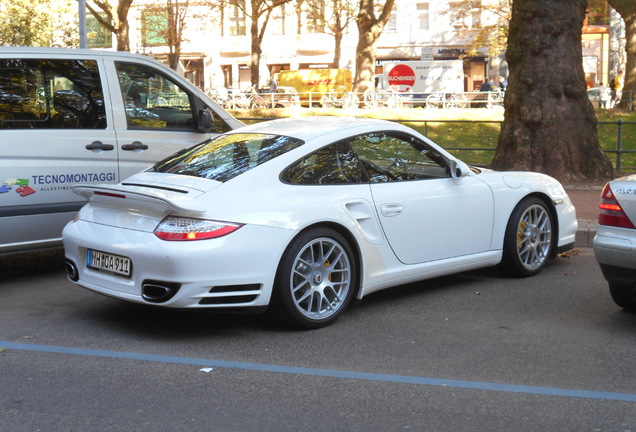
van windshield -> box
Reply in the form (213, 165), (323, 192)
(149, 133), (304, 182)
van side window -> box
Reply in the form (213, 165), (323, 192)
(0, 59), (106, 130)
(116, 62), (198, 131)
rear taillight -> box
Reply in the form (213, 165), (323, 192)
(154, 216), (243, 241)
(598, 184), (635, 229)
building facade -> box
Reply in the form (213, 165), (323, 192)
(86, 0), (620, 93)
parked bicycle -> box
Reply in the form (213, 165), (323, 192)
(469, 89), (505, 109)
(321, 86), (359, 109)
(425, 92), (468, 109)
(364, 89), (411, 109)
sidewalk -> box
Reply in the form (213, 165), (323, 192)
(563, 183), (604, 248)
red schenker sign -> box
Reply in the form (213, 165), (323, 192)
(387, 64), (416, 92)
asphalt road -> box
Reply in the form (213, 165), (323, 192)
(1, 248), (636, 432)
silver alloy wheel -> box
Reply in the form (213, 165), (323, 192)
(289, 237), (352, 320)
(516, 203), (552, 271)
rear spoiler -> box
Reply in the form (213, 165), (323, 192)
(72, 184), (206, 215)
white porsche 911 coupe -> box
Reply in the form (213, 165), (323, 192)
(63, 117), (578, 328)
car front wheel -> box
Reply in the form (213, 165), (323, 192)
(272, 228), (357, 329)
(501, 197), (554, 277)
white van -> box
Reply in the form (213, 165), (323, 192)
(0, 47), (244, 255)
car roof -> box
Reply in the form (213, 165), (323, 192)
(0, 46), (153, 61)
(231, 116), (401, 141)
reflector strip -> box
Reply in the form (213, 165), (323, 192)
(599, 203), (622, 211)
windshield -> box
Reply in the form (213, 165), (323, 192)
(149, 133), (304, 182)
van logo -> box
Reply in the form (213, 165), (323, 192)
(1, 178), (36, 197)
(306, 79), (334, 85)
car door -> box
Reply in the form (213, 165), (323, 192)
(0, 55), (119, 253)
(349, 132), (495, 265)
(105, 59), (236, 181)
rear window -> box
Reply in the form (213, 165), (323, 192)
(149, 133), (304, 182)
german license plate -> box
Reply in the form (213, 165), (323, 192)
(87, 249), (132, 277)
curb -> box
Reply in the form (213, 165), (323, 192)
(575, 219), (597, 248)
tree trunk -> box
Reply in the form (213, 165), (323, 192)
(168, 48), (180, 70)
(491, 0), (612, 182)
(332, 30), (342, 68)
(116, 20), (129, 51)
(353, 0), (395, 94)
(250, 11), (262, 86)
(607, 0), (636, 110)
(116, 0), (133, 51)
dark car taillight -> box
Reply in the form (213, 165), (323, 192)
(598, 184), (635, 229)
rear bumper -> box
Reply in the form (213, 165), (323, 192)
(63, 219), (295, 309)
(593, 225), (636, 284)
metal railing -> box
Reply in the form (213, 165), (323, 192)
(602, 119), (636, 173)
(217, 90), (506, 109)
(219, 89), (635, 111)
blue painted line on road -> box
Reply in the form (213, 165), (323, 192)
(2, 340), (636, 403)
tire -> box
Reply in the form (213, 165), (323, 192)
(342, 92), (359, 109)
(609, 283), (636, 311)
(500, 197), (554, 277)
(363, 91), (377, 109)
(272, 228), (357, 329)
(445, 94), (459, 109)
(425, 93), (442, 109)
(320, 94), (334, 108)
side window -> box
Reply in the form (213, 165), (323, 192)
(0, 67), (46, 125)
(281, 141), (367, 185)
(115, 62), (196, 131)
(349, 132), (450, 182)
(0, 59), (106, 130)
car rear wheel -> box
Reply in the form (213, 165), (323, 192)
(609, 283), (636, 311)
(501, 197), (553, 277)
(272, 228), (356, 329)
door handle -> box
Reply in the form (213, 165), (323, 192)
(86, 141), (114, 151)
(121, 141), (149, 151)
(380, 203), (404, 217)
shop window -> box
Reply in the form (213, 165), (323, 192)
(385, 6), (398, 32)
(142, 9), (169, 46)
(272, 4), (286, 35)
(448, 1), (481, 28)
(229, 0), (247, 36)
(306, 0), (325, 33)
(86, 13), (113, 48)
(417, 2), (429, 30)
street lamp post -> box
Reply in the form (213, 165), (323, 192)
(79, 0), (87, 48)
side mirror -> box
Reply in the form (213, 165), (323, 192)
(449, 160), (470, 178)
(198, 109), (215, 132)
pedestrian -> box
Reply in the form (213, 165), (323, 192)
(269, 75), (278, 93)
(479, 78), (494, 92)
(599, 83), (611, 109)
(610, 70), (624, 108)
(498, 76), (507, 91)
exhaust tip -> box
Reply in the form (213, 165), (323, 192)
(64, 259), (79, 282)
(142, 280), (181, 303)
